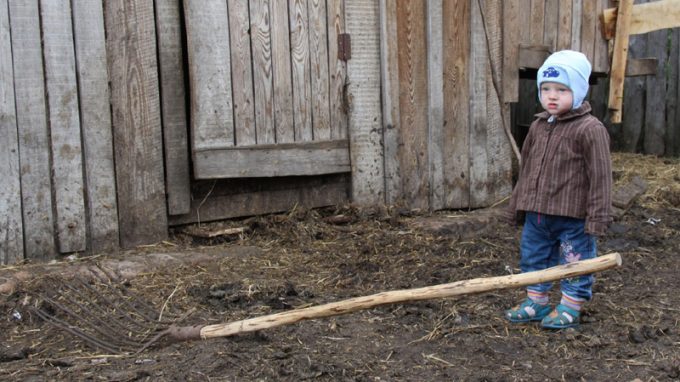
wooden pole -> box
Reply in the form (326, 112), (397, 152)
(189, 253), (622, 340)
(608, 0), (634, 124)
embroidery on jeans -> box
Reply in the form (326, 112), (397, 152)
(561, 242), (583, 284)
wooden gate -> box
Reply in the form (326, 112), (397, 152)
(183, 0), (349, 180)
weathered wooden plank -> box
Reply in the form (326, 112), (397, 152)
(518, 44), (551, 69)
(668, 29), (680, 157)
(427, 0), (444, 210)
(327, 0), (347, 139)
(518, 0), (531, 44)
(72, 0), (119, 252)
(608, 0), (634, 123)
(621, 34), (646, 152)
(193, 140), (350, 178)
(593, 0), (610, 73)
(289, 0), (313, 141)
(556, 0), (572, 50)
(442, 0), (470, 209)
(543, 0), (558, 50)
(580, 0), (597, 65)
(625, 58), (657, 76)
(105, 0), (167, 248)
(184, 0), (234, 150)
(9, 0), (56, 259)
(469, 0), (489, 207)
(250, 0), (275, 144)
(502, 0), (519, 102)
(271, 0), (295, 143)
(643, 29), (667, 155)
(602, 0), (680, 38)
(380, 0), (402, 204)
(308, 0), (331, 141)
(0, 1), (23, 264)
(397, 0), (429, 209)
(346, 0), (384, 204)
(168, 175), (350, 226)
(228, 0), (256, 146)
(571, 0), (582, 51)
(529, 0), (545, 45)
(155, 0), (190, 215)
(41, 0), (86, 253)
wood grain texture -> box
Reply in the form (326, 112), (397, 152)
(580, 0), (597, 65)
(442, 0), (470, 209)
(155, 0), (190, 215)
(250, 0), (275, 144)
(668, 29), (680, 156)
(0, 1), (23, 264)
(469, 0), (489, 207)
(270, 0), (294, 143)
(427, 0), (444, 210)
(228, 0), (256, 146)
(106, 0), (167, 248)
(346, 0), (384, 204)
(72, 0), (120, 252)
(570, 0), (582, 51)
(9, 0), (56, 259)
(621, 34), (646, 152)
(327, 0), (347, 139)
(529, 0), (545, 45)
(608, 0), (634, 122)
(289, 0), (313, 141)
(543, 0), (558, 50)
(593, 0), (610, 74)
(41, 0), (87, 253)
(556, 0), (572, 50)
(643, 29), (666, 155)
(308, 0), (331, 141)
(502, 0), (519, 103)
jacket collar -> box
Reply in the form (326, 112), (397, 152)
(534, 101), (592, 122)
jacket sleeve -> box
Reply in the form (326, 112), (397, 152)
(503, 122), (536, 226)
(583, 120), (613, 236)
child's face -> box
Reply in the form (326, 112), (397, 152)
(539, 82), (573, 116)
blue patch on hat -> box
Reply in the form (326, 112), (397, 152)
(542, 67), (560, 78)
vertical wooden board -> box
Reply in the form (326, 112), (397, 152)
(184, 0), (234, 150)
(250, 0), (275, 144)
(380, 0), (402, 204)
(228, 0), (256, 146)
(346, 0), (384, 204)
(397, 0), (429, 209)
(72, 0), (119, 252)
(593, 0), (610, 73)
(668, 30), (680, 156)
(529, 0), (545, 45)
(621, 35), (646, 152)
(0, 1), (23, 264)
(155, 0), (190, 215)
(9, 0), (56, 259)
(105, 0), (168, 248)
(308, 0), (331, 141)
(556, 0), (572, 50)
(643, 29), (667, 155)
(503, 0), (519, 102)
(469, 0), (489, 208)
(580, 0), (597, 64)
(571, 0), (582, 51)
(41, 0), (87, 253)
(289, 0), (313, 141)
(270, 0), (295, 143)
(518, 0), (531, 44)
(427, 0), (444, 210)
(327, 0), (347, 139)
(543, 0), (558, 50)
(442, 0), (470, 209)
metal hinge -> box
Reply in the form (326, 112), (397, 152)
(338, 33), (351, 61)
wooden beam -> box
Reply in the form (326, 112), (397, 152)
(608, 0), (634, 124)
(626, 58), (658, 76)
(601, 0), (680, 40)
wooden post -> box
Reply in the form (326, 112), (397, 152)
(608, 0), (634, 124)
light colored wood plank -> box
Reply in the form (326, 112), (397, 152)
(602, 0), (680, 38)
(469, 0), (489, 207)
(427, 0), (444, 210)
(580, 0), (597, 64)
(571, 0), (583, 51)
(397, 0), (429, 209)
(72, 0), (119, 252)
(529, 0), (545, 45)
(155, 0), (190, 215)
(41, 0), (86, 253)
(271, 0), (295, 143)
(327, 0), (347, 139)
(503, 0), (519, 103)
(556, 0), (572, 50)
(193, 140), (350, 178)
(308, 0), (331, 141)
(9, 0), (56, 259)
(0, 1), (23, 264)
(250, 0), (275, 144)
(518, 43), (551, 68)
(346, 0), (385, 204)
(380, 0), (402, 204)
(105, 0), (167, 248)
(643, 29), (667, 155)
(289, 0), (313, 141)
(543, 0), (558, 50)
(518, 0), (531, 44)
(228, 0), (256, 146)
(442, 0), (470, 209)
(184, 0), (234, 150)
(608, 0), (634, 123)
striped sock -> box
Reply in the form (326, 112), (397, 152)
(527, 290), (549, 306)
(561, 293), (586, 311)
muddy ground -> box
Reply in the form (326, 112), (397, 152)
(1, 153), (679, 381)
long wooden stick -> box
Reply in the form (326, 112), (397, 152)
(169, 253), (622, 341)
(608, 0), (634, 123)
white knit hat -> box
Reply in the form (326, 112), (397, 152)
(537, 50), (592, 109)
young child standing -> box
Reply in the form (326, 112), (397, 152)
(503, 50), (612, 329)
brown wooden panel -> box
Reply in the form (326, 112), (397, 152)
(580, 0), (597, 64)
(229, 0), (256, 146)
(503, 0), (519, 102)
(556, 0), (572, 50)
(543, 0), (558, 50)
(529, 0), (545, 45)
(271, 0), (295, 143)
(250, 0), (275, 144)
(308, 0), (331, 141)
(327, 0), (347, 140)
(106, 0), (168, 248)
(289, 0), (313, 141)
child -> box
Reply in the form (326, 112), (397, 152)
(503, 50), (612, 329)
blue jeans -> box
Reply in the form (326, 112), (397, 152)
(520, 212), (597, 301)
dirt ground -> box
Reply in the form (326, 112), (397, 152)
(1, 153), (679, 381)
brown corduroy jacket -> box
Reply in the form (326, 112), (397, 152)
(504, 102), (612, 236)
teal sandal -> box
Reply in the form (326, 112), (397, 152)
(541, 304), (580, 329)
(505, 298), (552, 323)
